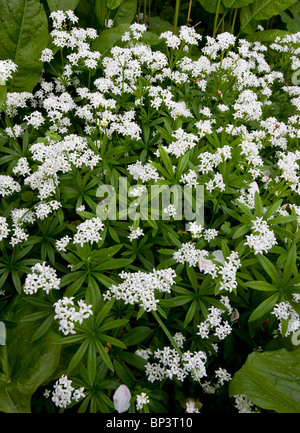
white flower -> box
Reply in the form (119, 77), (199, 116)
(113, 385), (131, 413)
(0, 217), (10, 242)
(51, 374), (85, 408)
(103, 268), (176, 312)
(54, 297), (93, 335)
(0, 175), (21, 197)
(24, 262), (60, 295)
(128, 226), (144, 241)
(136, 392), (150, 410)
(0, 59), (17, 84)
(73, 217), (104, 247)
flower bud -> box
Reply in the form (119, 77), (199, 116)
(113, 384), (131, 413)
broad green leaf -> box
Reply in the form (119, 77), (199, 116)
(222, 0), (255, 8)
(229, 348), (300, 413)
(95, 0), (107, 29)
(240, 0), (298, 34)
(47, 0), (79, 11)
(0, 295), (61, 413)
(149, 16), (173, 34)
(196, 0), (226, 14)
(92, 23), (131, 55)
(246, 29), (291, 42)
(0, 0), (49, 92)
(281, 2), (300, 32)
(113, 0), (137, 26)
(107, 0), (123, 9)
(248, 292), (279, 322)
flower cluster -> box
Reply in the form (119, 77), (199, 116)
(54, 297), (93, 335)
(103, 268), (176, 312)
(24, 262), (60, 295)
(244, 217), (277, 254)
(197, 297), (233, 341)
(50, 374), (85, 408)
(145, 346), (207, 383)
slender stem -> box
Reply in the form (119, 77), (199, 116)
(137, 0), (142, 23)
(143, 0), (147, 25)
(148, 0), (151, 30)
(174, 0), (180, 35)
(231, 8), (238, 34)
(186, 0), (192, 26)
(213, 0), (222, 38)
(152, 310), (182, 355)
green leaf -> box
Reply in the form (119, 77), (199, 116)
(184, 299), (197, 327)
(95, 298), (115, 328)
(92, 23), (130, 55)
(99, 334), (126, 349)
(245, 281), (278, 292)
(222, 0), (255, 8)
(196, 0), (226, 14)
(248, 292), (279, 322)
(47, 0), (79, 11)
(148, 16), (173, 34)
(0, 322), (6, 346)
(229, 348), (300, 413)
(68, 339), (89, 372)
(232, 224), (250, 239)
(282, 244), (297, 286)
(254, 191), (263, 217)
(94, 338), (114, 371)
(118, 351), (147, 370)
(120, 326), (152, 346)
(94, 258), (132, 270)
(240, 0), (298, 34)
(99, 318), (128, 332)
(113, 0), (137, 26)
(107, 0), (123, 9)
(0, 296), (61, 412)
(159, 145), (174, 179)
(281, 2), (300, 32)
(257, 254), (280, 286)
(246, 29), (291, 42)
(30, 315), (54, 343)
(0, 0), (49, 92)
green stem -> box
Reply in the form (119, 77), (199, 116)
(213, 0), (222, 38)
(174, 0), (180, 35)
(231, 8), (238, 34)
(152, 310), (182, 355)
(143, 0), (147, 25)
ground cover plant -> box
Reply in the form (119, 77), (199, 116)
(0, 0), (300, 414)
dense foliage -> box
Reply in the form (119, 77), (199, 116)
(0, 0), (300, 414)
